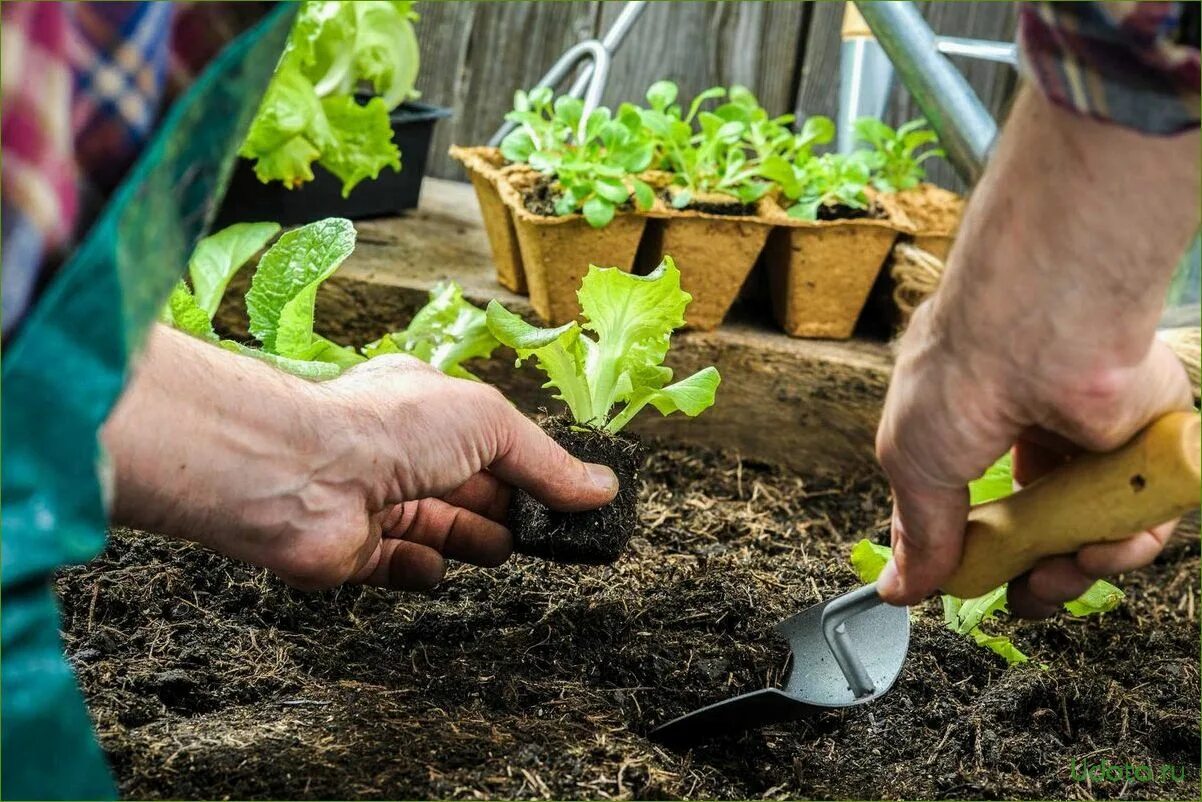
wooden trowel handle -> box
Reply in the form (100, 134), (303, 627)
(941, 412), (1201, 599)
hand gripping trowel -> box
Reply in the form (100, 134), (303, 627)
(651, 412), (1201, 747)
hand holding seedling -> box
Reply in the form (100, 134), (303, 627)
(876, 87), (1199, 618)
(102, 327), (618, 591)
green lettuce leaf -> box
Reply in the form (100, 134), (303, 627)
(486, 256), (719, 432)
(318, 96), (401, 198)
(1064, 579), (1125, 616)
(240, 67), (332, 188)
(969, 452), (1014, 505)
(188, 222), (281, 316)
(349, 1), (421, 108)
(364, 281), (499, 380)
(245, 218), (357, 357)
(162, 281), (218, 342)
(219, 340), (342, 381)
(849, 538), (892, 584)
(486, 303), (592, 422)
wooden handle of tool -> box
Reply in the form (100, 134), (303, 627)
(941, 412), (1201, 599)
(841, 3), (874, 40)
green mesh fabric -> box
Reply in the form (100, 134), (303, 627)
(1, 6), (296, 798)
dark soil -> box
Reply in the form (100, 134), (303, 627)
(510, 417), (644, 564)
(522, 174), (562, 217)
(817, 201), (886, 222)
(660, 190), (757, 217)
(56, 441), (1199, 800)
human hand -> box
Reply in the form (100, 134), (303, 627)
(874, 88), (1198, 616)
(104, 329), (617, 592)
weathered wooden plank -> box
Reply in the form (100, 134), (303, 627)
(594, 0), (809, 115)
(414, 2), (599, 180)
(218, 179), (893, 478)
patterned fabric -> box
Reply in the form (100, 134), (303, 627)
(0, 2), (266, 343)
(1020, 1), (1201, 134)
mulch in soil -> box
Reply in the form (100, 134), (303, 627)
(56, 440), (1199, 800)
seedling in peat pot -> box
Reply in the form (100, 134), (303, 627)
(486, 256), (721, 563)
(853, 117), (944, 193)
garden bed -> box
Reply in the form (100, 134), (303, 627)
(57, 439), (1198, 801)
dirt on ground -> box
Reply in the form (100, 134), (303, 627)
(56, 439), (1199, 800)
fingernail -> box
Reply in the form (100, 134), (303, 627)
(585, 462), (619, 496)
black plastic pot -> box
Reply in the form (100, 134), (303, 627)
(216, 101), (452, 227)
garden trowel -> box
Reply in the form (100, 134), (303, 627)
(651, 412), (1201, 747)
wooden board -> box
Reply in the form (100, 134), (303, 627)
(227, 178), (894, 479)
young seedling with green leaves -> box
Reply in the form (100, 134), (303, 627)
(759, 150), (876, 221)
(485, 256), (720, 563)
(640, 82), (776, 208)
(362, 281), (499, 379)
(853, 117), (944, 192)
(848, 453), (1124, 665)
(162, 218), (359, 380)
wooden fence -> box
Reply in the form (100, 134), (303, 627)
(412, 1), (1018, 192)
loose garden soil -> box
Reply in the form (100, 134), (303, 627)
(57, 439), (1198, 800)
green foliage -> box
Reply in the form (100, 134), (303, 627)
(240, 1), (419, 196)
(969, 452), (1014, 505)
(162, 218), (364, 380)
(486, 256), (720, 433)
(854, 117), (944, 192)
(761, 150), (875, 221)
(362, 281), (499, 380)
(848, 536), (1125, 666)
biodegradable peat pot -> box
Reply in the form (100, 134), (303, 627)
(637, 189), (772, 331)
(890, 183), (965, 261)
(499, 171), (647, 325)
(449, 145), (529, 294)
(762, 197), (905, 339)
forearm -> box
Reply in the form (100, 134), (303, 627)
(101, 326), (336, 558)
(932, 86), (1200, 377)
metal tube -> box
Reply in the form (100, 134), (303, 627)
(488, 40), (611, 147)
(568, 1), (648, 100)
(854, 0), (998, 183)
(837, 37), (895, 154)
(935, 36), (1018, 66)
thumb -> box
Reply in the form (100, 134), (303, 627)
(487, 404), (619, 512)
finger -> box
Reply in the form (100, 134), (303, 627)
(487, 405), (619, 512)
(878, 484), (970, 605)
(442, 472), (510, 522)
(1011, 430), (1075, 486)
(356, 539), (447, 591)
(1008, 556), (1095, 619)
(384, 497), (513, 568)
(1075, 520), (1177, 577)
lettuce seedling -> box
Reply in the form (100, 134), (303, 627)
(848, 452), (1125, 665)
(240, 1), (420, 196)
(163, 217), (364, 380)
(499, 87), (575, 164)
(362, 280), (499, 379)
(760, 150), (875, 221)
(521, 101), (656, 228)
(853, 117), (944, 192)
(485, 256), (720, 432)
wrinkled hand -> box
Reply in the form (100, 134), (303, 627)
(876, 304), (1191, 617)
(873, 88), (1198, 617)
(276, 356), (618, 590)
(104, 329), (617, 593)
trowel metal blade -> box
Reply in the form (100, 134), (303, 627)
(649, 587), (910, 748)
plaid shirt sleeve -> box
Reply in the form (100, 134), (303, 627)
(1019, 2), (1201, 134)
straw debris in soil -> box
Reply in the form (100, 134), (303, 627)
(56, 440), (1199, 800)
